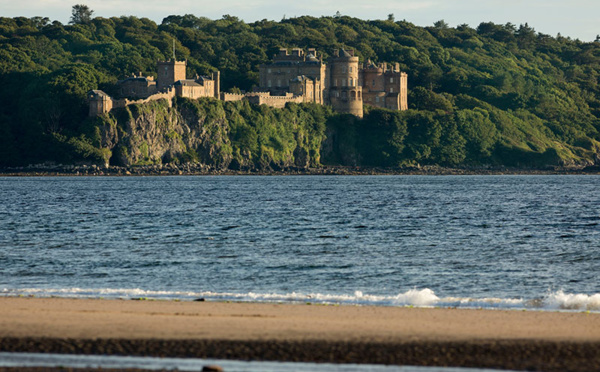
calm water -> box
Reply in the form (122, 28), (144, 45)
(1, 175), (599, 310)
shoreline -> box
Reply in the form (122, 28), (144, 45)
(1, 164), (600, 177)
(2, 297), (600, 371)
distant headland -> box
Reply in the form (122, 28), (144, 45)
(1, 12), (599, 171)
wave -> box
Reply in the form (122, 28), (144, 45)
(2, 287), (600, 311)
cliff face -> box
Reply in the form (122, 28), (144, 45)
(95, 98), (327, 170)
(97, 99), (232, 168)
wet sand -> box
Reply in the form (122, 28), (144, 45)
(1, 297), (600, 371)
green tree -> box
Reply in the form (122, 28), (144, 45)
(434, 20), (449, 29)
(69, 4), (94, 25)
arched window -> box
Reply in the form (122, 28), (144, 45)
(350, 91), (356, 100)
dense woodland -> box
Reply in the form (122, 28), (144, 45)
(1, 10), (600, 169)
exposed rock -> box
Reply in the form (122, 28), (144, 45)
(98, 100), (233, 169)
(293, 146), (309, 168)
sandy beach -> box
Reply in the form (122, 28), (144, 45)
(1, 297), (600, 371)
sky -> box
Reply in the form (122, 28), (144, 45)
(2, 0), (599, 41)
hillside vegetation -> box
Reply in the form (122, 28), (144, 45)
(1, 14), (600, 168)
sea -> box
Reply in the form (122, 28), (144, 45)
(1, 175), (599, 310)
(0, 175), (599, 371)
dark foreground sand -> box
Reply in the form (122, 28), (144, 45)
(1, 297), (599, 371)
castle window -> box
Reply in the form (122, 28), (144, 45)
(342, 91), (347, 99)
(376, 97), (380, 103)
(277, 79), (281, 86)
(350, 91), (356, 100)
(349, 78), (353, 86)
(342, 66), (346, 73)
(372, 80), (375, 86)
(390, 88), (394, 93)
(390, 77), (394, 83)
(349, 67), (353, 73)
(268, 68), (271, 73)
(268, 80), (272, 87)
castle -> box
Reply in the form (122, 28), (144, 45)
(254, 48), (408, 117)
(88, 48), (407, 118)
(88, 58), (220, 117)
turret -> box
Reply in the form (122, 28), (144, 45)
(327, 49), (363, 117)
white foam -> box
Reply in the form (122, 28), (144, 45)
(3, 287), (599, 312)
(543, 290), (600, 311)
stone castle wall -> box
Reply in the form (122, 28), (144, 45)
(112, 88), (177, 110)
(245, 92), (303, 108)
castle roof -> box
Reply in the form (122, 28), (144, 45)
(334, 49), (357, 61)
(292, 75), (311, 82)
(88, 90), (110, 98)
(174, 80), (200, 87)
(196, 76), (213, 83)
(306, 53), (319, 62)
(119, 77), (153, 83)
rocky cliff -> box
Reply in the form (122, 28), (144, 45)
(93, 97), (328, 170)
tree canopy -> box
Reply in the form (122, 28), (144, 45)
(69, 4), (94, 25)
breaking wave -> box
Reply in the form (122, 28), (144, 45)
(3, 287), (600, 312)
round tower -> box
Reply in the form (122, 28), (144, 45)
(327, 49), (363, 117)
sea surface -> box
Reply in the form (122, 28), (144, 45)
(1, 175), (599, 311)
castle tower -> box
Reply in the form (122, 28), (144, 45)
(399, 71), (408, 110)
(327, 49), (363, 117)
(157, 60), (187, 91)
(87, 90), (113, 117)
(360, 61), (408, 111)
(211, 71), (221, 99)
